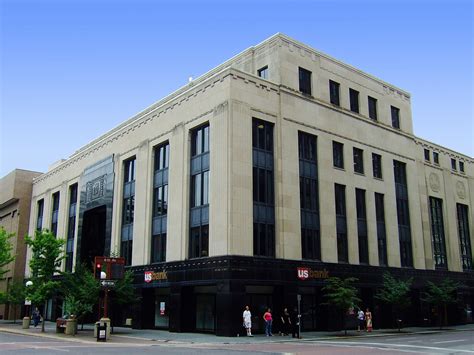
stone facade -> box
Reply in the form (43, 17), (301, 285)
(0, 169), (41, 320)
(25, 34), (473, 334)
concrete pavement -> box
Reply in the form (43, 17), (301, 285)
(1, 319), (473, 346)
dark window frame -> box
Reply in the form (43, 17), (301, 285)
(372, 153), (382, 179)
(299, 67), (312, 95)
(356, 188), (369, 264)
(51, 191), (60, 236)
(298, 131), (320, 260)
(258, 66), (268, 79)
(335, 184), (348, 263)
(329, 80), (340, 106)
(65, 183), (78, 272)
(375, 192), (388, 266)
(457, 203), (473, 270)
(394, 160), (413, 267)
(333, 141), (344, 169)
(451, 158), (457, 171)
(349, 88), (359, 113)
(368, 96), (378, 120)
(429, 197), (448, 269)
(433, 152), (439, 165)
(391, 106), (400, 129)
(121, 157), (136, 265)
(353, 147), (364, 174)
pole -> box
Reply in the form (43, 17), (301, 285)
(104, 288), (108, 318)
(297, 294), (301, 338)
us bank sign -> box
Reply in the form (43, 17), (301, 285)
(297, 267), (329, 280)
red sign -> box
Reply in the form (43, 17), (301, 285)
(297, 267), (329, 280)
(297, 267), (309, 280)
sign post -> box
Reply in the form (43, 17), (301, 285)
(94, 256), (125, 320)
(297, 294), (301, 338)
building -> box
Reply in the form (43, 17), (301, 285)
(25, 34), (473, 335)
(0, 169), (42, 320)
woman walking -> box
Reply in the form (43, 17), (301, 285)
(263, 308), (273, 336)
(365, 308), (373, 332)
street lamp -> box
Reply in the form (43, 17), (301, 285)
(23, 281), (33, 327)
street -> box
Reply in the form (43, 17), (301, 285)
(1, 330), (473, 354)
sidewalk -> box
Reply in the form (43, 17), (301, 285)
(1, 319), (473, 345)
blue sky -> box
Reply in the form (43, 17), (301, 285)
(1, 0), (473, 177)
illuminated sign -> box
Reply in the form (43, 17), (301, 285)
(297, 267), (329, 280)
(144, 270), (168, 283)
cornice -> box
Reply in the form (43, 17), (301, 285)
(415, 138), (473, 162)
(275, 33), (411, 99)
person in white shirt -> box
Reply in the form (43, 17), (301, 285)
(242, 305), (253, 336)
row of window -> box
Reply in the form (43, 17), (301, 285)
(424, 148), (465, 173)
(257, 65), (401, 129)
(35, 120), (472, 270)
(333, 141), (383, 179)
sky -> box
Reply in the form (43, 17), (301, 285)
(1, 0), (473, 177)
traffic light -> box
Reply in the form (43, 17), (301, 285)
(94, 263), (102, 279)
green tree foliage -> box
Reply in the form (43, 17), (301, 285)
(61, 263), (100, 329)
(423, 278), (459, 329)
(4, 280), (26, 323)
(322, 277), (361, 334)
(110, 270), (140, 325)
(25, 229), (65, 332)
(0, 227), (15, 279)
(375, 272), (413, 331)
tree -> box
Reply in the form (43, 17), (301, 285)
(375, 272), (413, 331)
(25, 229), (65, 332)
(322, 277), (361, 335)
(4, 280), (26, 323)
(61, 263), (100, 330)
(423, 278), (459, 329)
(0, 227), (15, 279)
(109, 270), (140, 327)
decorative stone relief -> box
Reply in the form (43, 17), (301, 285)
(86, 174), (107, 203)
(456, 181), (466, 199)
(429, 172), (440, 192)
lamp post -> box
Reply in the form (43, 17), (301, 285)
(23, 281), (33, 329)
(100, 272), (109, 319)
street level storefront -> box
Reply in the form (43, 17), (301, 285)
(124, 256), (474, 336)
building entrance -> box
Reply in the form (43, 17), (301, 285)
(80, 205), (106, 267)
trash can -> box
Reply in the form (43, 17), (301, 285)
(65, 319), (77, 335)
(22, 317), (30, 329)
(96, 321), (107, 342)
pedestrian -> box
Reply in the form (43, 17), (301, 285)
(280, 307), (291, 336)
(290, 307), (300, 338)
(263, 308), (273, 336)
(242, 305), (253, 336)
(32, 307), (41, 328)
(357, 308), (365, 332)
(365, 308), (373, 332)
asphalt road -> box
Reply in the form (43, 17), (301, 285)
(1, 330), (473, 354)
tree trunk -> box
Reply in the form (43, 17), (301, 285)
(42, 301), (47, 333)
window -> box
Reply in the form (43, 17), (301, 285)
(299, 67), (312, 95)
(121, 157), (136, 265)
(356, 189), (368, 264)
(424, 149), (430, 162)
(353, 147), (364, 174)
(372, 153), (382, 179)
(335, 184), (348, 263)
(333, 141), (344, 169)
(460, 161), (465, 173)
(189, 124), (210, 259)
(451, 158), (457, 171)
(375, 193), (387, 266)
(429, 197), (448, 269)
(36, 199), (44, 231)
(51, 192), (60, 236)
(65, 184), (78, 272)
(457, 204), (472, 270)
(258, 66), (268, 79)
(253, 118), (275, 257)
(152, 142), (169, 263)
(391, 106), (400, 129)
(329, 80), (340, 106)
(299, 131), (320, 260)
(349, 88), (359, 113)
(433, 152), (439, 165)
(368, 96), (377, 120)
(394, 160), (413, 267)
